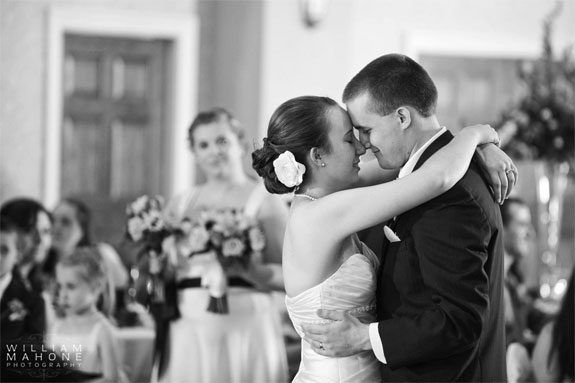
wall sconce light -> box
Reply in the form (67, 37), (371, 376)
(300, 0), (330, 28)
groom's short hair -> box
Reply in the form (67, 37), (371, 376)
(343, 54), (438, 117)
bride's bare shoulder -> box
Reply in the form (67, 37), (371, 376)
(288, 201), (322, 231)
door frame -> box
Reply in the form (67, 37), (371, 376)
(404, 29), (539, 61)
(45, 6), (198, 207)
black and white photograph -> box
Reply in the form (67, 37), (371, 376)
(1, 0), (574, 382)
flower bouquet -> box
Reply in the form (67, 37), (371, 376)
(178, 208), (265, 266)
(126, 195), (171, 252)
(174, 208), (266, 313)
(125, 195), (181, 375)
(125, 195), (172, 304)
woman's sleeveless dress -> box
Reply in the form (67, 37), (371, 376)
(285, 235), (381, 383)
(158, 185), (289, 383)
(48, 312), (124, 383)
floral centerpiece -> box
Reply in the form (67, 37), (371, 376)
(496, 4), (574, 170)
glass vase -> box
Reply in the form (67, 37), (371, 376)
(536, 161), (570, 300)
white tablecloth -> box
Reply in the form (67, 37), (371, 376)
(117, 327), (155, 383)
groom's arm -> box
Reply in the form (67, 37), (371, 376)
(302, 200), (491, 362)
(301, 310), (373, 357)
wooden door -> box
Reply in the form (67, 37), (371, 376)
(62, 34), (170, 247)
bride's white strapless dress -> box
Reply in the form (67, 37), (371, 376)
(285, 235), (381, 383)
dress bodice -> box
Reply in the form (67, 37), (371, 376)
(284, 235), (381, 382)
(285, 244), (378, 335)
(48, 313), (108, 376)
(164, 183), (268, 226)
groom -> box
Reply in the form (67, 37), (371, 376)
(302, 54), (509, 382)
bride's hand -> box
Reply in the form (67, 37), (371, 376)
(462, 124), (500, 147)
(475, 143), (518, 204)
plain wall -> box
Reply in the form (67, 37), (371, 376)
(257, 0), (575, 135)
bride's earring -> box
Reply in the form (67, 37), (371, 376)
(309, 147), (326, 168)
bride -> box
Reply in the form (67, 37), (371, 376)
(252, 96), (512, 382)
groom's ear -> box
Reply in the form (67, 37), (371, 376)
(396, 107), (411, 130)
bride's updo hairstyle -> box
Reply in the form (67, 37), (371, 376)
(252, 96), (337, 194)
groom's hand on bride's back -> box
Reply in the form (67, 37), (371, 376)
(301, 309), (372, 357)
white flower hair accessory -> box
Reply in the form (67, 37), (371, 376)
(273, 150), (306, 188)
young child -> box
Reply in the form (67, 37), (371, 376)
(48, 247), (125, 383)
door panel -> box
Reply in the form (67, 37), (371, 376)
(62, 34), (169, 248)
(419, 55), (523, 132)
(62, 117), (109, 195)
(64, 53), (102, 97)
(110, 121), (148, 198)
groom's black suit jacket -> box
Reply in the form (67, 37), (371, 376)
(374, 131), (506, 382)
(0, 269), (46, 344)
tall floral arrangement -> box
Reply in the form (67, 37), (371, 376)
(496, 3), (574, 300)
(496, 3), (574, 171)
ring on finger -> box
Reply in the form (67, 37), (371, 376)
(319, 342), (325, 351)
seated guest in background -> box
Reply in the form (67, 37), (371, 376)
(0, 217), (46, 343)
(1, 216), (47, 381)
(501, 197), (540, 346)
(501, 197), (551, 382)
(531, 266), (574, 382)
(0, 198), (55, 323)
(157, 107), (289, 383)
(48, 248), (126, 383)
(51, 198), (129, 318)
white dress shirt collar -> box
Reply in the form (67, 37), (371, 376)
(398, 127), (447, 179)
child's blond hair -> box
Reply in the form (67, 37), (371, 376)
(58, 246), (115, 316)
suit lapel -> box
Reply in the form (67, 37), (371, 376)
(1, 270), (26, 307)
(412, 130), (454, 172)
(392, 130), (454, 231)
(379, 130), (456, 319)
(381, 130), (454, 264)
